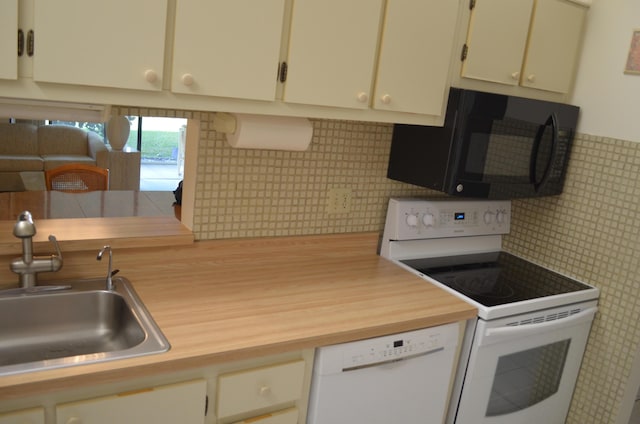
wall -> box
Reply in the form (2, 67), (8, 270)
(113, 106), (435, 239)
(571, 0), (640, 142)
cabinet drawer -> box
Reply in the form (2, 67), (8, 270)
(56, 379), (206, 424)
(217, 360), (305, 419)
(0, 407), (44, 424)
(231, 407), (298, 424)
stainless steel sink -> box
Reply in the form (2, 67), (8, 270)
(0, 277), (170, 376)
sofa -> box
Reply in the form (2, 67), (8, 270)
(0, 123), (109, 191)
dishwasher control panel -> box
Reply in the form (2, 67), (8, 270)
(313, 322), (458, 375)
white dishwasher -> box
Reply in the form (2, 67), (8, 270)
(307, 322), (459, 424)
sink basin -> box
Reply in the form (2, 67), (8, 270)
(0, 277), (170, 376)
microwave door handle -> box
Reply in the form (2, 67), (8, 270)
(531, 113), (558, 191)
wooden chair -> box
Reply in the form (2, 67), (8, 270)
(45, 164), (109, 192)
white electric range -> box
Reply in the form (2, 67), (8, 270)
(379, 198), (599, 424)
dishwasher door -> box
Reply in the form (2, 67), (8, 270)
(307, 323), (459, 424)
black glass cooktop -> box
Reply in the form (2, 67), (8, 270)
(401, 252), (592, 307)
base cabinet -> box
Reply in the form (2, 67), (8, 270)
(0, 408), (44, 424)
(0, 351), (313, 424)
(216, 360), (306, 423)
(56, 380), (206, 424)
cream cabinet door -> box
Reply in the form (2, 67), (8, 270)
(522, 0), (588, 93)
(284, 0), (384, 109)
(461, 0), (534, 86)
(374, 0), (459, 115)
(0, 0), (18, 80)
(172, 0), (286, 101)
(32, 0), (167, 91)
(56, 380), (206, 424)
(0, 407), (44, 424)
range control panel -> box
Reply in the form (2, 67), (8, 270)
(383, 198), (511, 241)
(313, 323), (458, 375)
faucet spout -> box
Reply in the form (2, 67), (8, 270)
(97, 245), (119, 291)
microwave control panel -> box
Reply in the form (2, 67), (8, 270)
(383, 198), (511, 241)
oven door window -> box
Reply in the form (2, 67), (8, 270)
(486, 339), (570, 416)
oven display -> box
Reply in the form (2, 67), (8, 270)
(455, 212), (465, 221)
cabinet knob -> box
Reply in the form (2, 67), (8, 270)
(182, 73), (195, 87)
(381, 94), (391, 104)
(356, 92), (369, 103)
(66, 417), (83, 424)
(527, 74), (536, 82)
(259, 385), (271, 396)
(511, 72), (520, 80)
(144, 69), (158, 83)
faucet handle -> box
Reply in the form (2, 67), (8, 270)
(48, 234), (62, 259)
(13, 211), (36, 238)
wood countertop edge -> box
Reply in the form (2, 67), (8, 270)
(0, 216), (194, 255)
(0, 309), (475, 400)
(0, 231), (477, 400)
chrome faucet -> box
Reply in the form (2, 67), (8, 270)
(10, 211), (63, 288)
(97, 245), (119, 291)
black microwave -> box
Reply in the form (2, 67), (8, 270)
(387, 88), (579, 199)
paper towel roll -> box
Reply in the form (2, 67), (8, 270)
(225, 113), (313, 151)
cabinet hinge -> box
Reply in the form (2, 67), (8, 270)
(17, 29), (24, 57)
(27, 29), (34, 57)
(461, 44), (469, 62)
(278, 61), (288, 83)
(469, 0), (476, 10)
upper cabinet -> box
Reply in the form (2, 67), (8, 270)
(32, 0), (167, 91)
(283, 0), (384, 110)
(0, 0), (18, 81)
(172, 0), (287, 101)
(457, 0), (590, 97)
(0, 0), (465, 125)
(373, 0), (459, 115)
(522, 0), (589, 93)
(283, 0), (460, 116)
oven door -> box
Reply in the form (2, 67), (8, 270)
(454, 301), (597, 424)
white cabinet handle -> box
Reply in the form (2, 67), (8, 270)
(144, 69), (158, 83)
(259, 385), (271, 396)
(182, 73), (195, 86)
(381, 94), (391, 104)
(511, 71), (520, 80)
(66, 417), (82, 424)
(356, 92), (369, 103)
(527, 74), (536, 82)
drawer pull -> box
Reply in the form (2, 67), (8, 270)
(259, 385), (271, 396)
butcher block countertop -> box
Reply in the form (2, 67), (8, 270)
(0, 232), (476, 399)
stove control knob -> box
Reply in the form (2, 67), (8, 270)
(406, 214), (419, 227)
(496, 209), (507, 224)
(422, 213), (434, 227)
(483, 210), (494, 224)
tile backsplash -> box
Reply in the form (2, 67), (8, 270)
(115, 106), (639, 423)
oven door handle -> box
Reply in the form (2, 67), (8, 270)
(480, 307), (597, 346)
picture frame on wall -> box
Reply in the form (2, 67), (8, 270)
(624, 29), (640, 74)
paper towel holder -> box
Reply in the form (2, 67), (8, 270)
(212, 112), (237, 134)
(211, 112), (314, 151)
